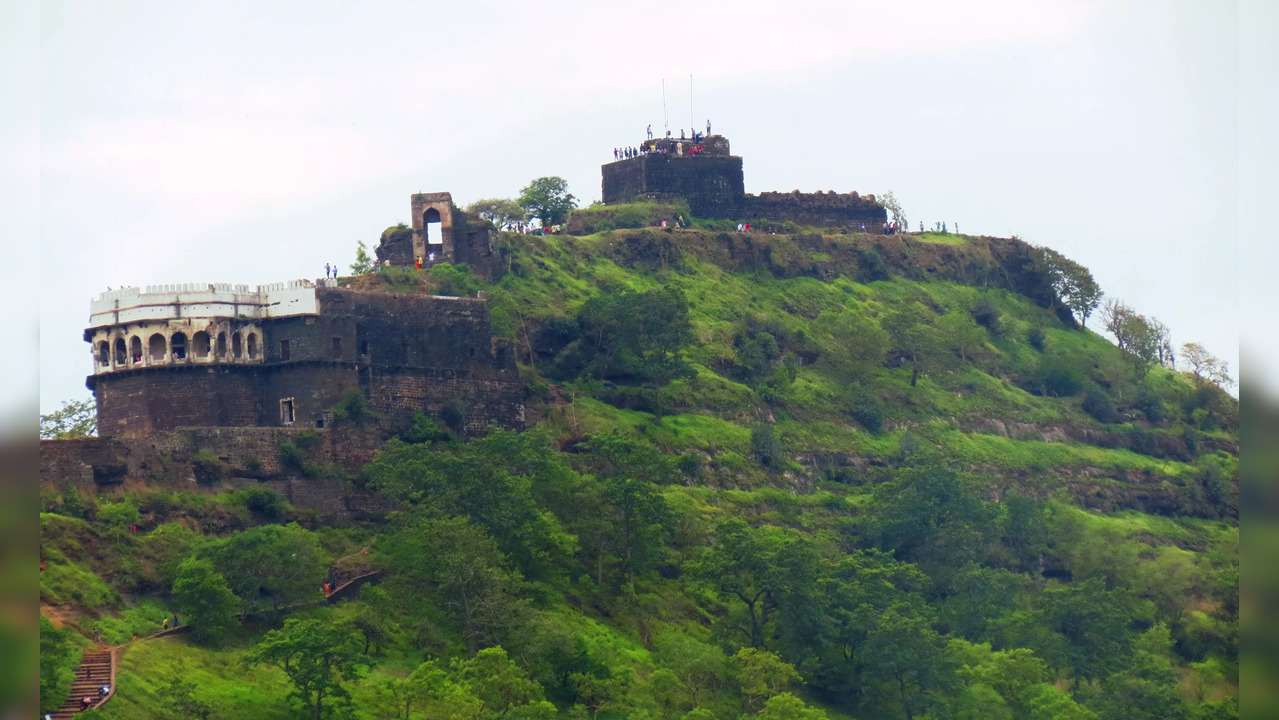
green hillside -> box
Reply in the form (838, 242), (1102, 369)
(41, 215), (1238, 719)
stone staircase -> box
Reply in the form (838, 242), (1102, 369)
(49, 649), (113, 718)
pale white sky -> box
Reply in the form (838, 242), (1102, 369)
(14, 0), (1263, 414)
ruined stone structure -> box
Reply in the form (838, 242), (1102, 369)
(601, 134), (887, 231)
(85, 280), (523, 438)
(376, 192), (502, 278)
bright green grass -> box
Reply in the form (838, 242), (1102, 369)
(99, 631), (297, 720)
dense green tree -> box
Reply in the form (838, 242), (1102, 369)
(209, 523), (327, 614)
(518, 177), (577, 228)
(367, 430), (578, 581)
(688, 520), (821, 649)
(247, 618), (366, 720)
(935, 311), (987, 363)
(756, 692), (831, 720)
(467, 197), (526, 229)
(1034, 246), (1103, 327)
(171, 557), (239, 644)
(380, 513), (525, 657)
(730, 647), (801, 713)
(560, 286), (695, 385)
(452, 647), (556, 719)
(40, 397), (97, 439)
(864, 460), (1000, 586)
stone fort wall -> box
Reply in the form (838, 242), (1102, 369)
(88, 287), (524, 438)
(599, 135), (887, 230)
(40, 425), (387, 519)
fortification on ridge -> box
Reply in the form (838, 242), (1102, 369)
(601, 133), (888, 231)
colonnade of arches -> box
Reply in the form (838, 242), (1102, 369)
(96, 328), (259, 370)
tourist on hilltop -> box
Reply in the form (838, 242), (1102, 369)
(324, 262), (330, 278)
(680, 129), (685, 140)
(647, 124), (652, 139)
(613, 148), (618, 160)
(707, 119), (711, 135)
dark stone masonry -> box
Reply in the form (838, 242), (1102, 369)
(601, 134), (887, 230)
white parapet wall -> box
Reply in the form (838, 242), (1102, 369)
(89, 280), (328, 328)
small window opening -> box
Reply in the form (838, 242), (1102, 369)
(232, 332), (243, 359)
(216, 332), (227, 358)
(112, 338), (126, 366)
(315, 417), (324, 429)
(359, 340), (369, 356)
(280, 398), (295, 425)
(247, 332), (258, 359)
(99, 341), (111, 367)
(424, 207), (443, 245)
(149, 333), (167, 362)
(130, 336), (142, 364)
(192, 331), (211, 359)
(279, 339), (291, 361)
(332, 337), (342, 359)
(171, 332), (188, 360)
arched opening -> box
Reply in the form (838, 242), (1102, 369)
(99, 341), (111, 367)
(130, 336), (142, 364)
(149, 333), (167, 362)
(232, 332), (242, 359)
(192, 331), (211, 359)
(247, 332), (258, 360)
(113, 338), (126, 366)
(216, 332), (227, 358)
(424, 207), (443, 246)
(171, 332), (188, 360)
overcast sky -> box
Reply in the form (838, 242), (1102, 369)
(22, 0), (1261, 414)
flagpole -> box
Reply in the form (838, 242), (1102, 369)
(662, 79), (669, 137)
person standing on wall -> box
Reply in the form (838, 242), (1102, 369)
(706, 119), (711, 135)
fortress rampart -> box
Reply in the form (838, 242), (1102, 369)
(599, 134), (887, 230)
(86, 285), (523, 438)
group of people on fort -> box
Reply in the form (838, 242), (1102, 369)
(645, 120), (712, 140)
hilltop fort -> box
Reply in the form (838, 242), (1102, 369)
(602, 134), (888, 230)
(42, 134), (902, 513)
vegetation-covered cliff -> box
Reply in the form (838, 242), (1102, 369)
(41, 209), (1238, 719)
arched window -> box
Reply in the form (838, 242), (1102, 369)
(149, 333), (167, 362)
(171, 332), (188, 360)
(130, 336), (142, 364)
(424, 207), (443, 245)
(232, 332), (243, 359)
(192, 331), (211, 359)
(99, 341), (111, 367)
(247, 332), (258, 360)
(113, 338), (126, 366)
(216, 332), (227, 358)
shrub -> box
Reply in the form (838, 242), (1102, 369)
(332, 389), (370, 425)
(278, 441), (307, 474)
(846, 392), (886, 433)
(440, 399), (467, 434)
(1027, 325), (1045, 351)
(242, 488), (284, 519)
(1134, 386), (1165, 424)
(751, 424), (783, 470)
(1081, 384), (1118, 423)
(969, 297), (1001, 332)
(1028, 355), (1083, 397)
(678, 453), (703, 478)
(856, 248), (891, 282)
(430, 262), (480, 296)
(404, 411), (451, 444)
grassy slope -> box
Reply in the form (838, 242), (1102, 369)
(48, 220), (1238, 718)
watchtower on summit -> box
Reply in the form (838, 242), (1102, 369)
(602, 134), (745, 218)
